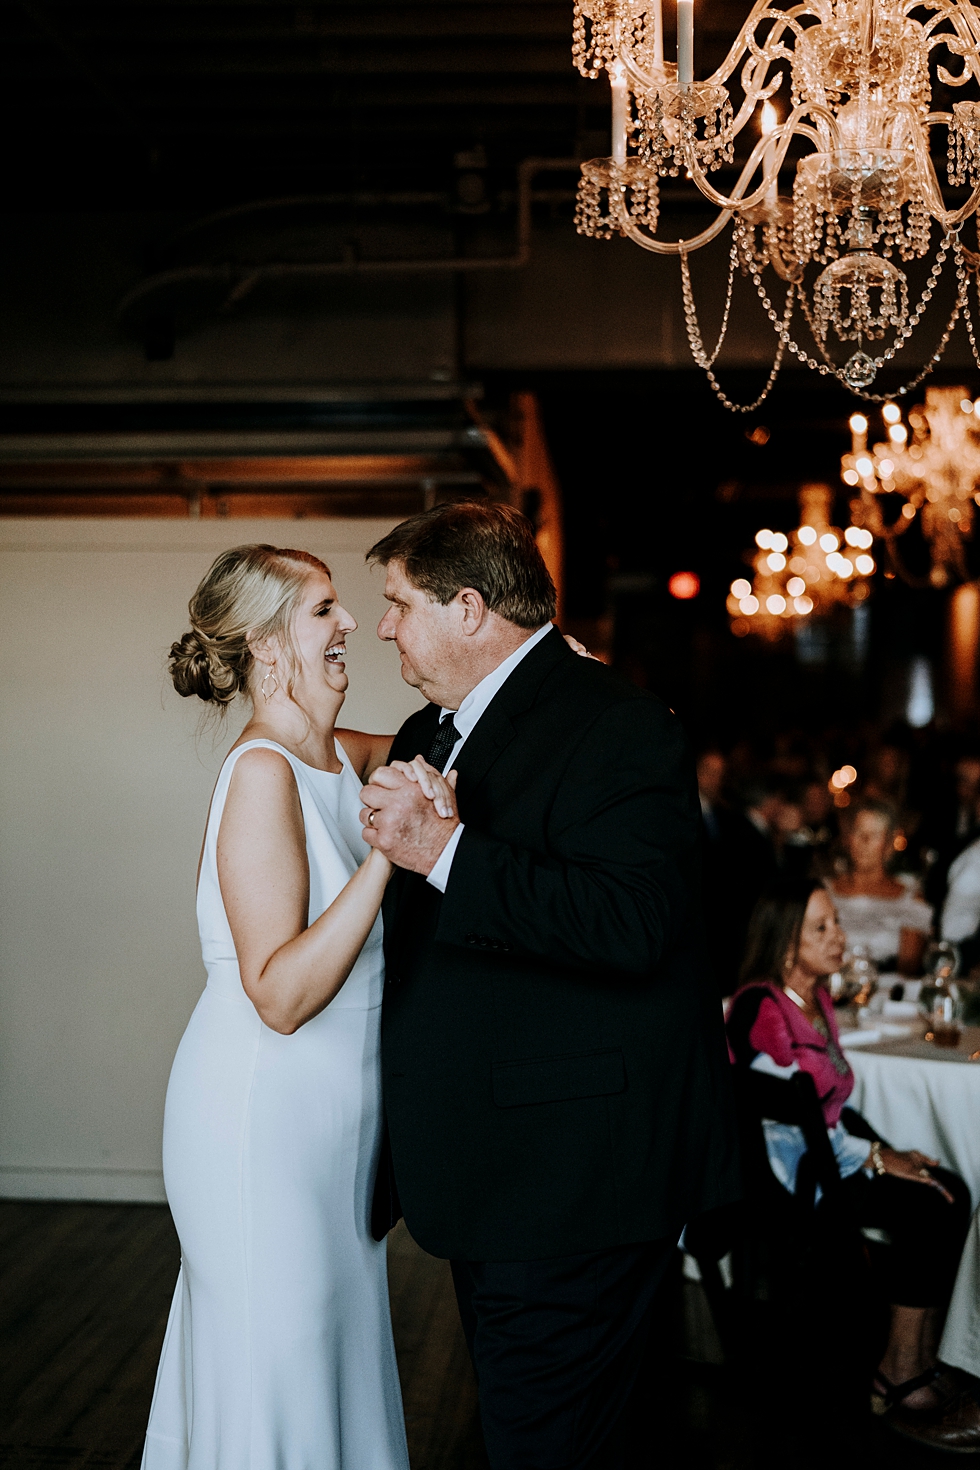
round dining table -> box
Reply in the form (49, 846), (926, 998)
(842, 1021), (980, 1380)
(843, 1022), (980, 1205)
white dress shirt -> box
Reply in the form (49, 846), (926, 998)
(426, 622), (553, 893)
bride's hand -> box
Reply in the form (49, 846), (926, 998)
(387, 757), (459, 819)
(563, 633), (598, 660)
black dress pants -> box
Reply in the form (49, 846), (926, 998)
(451, 1237), (675, 1470)
(839, 1164), (971, 1307)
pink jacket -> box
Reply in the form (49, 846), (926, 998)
(725, 982), (854, 1127)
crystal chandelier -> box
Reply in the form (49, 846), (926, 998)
(842, 384), (980, 582)
(573, 0), (980, 410)
(728, 482), (875, 635)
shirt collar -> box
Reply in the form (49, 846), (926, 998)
(440, 622), (553, 739)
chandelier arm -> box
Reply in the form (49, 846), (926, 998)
(682, 106), (837, 213)
(617, 209), (734, 255)
(701, 0), (800, 88)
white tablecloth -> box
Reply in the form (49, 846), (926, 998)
(847, 1040), (980, 1208)
(846, 1034), (980, 1378)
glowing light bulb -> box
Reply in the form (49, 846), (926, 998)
(731, 578), (752, 599)
(844, 527), (862, 546)
(755, 529), (774, 549)
(766, 552), (786, 571)
(787, 576), (806, 596)
(882, 403), (901, 424)
(798, 526), (817, 545)
(849, 413), (868, 434)
(739, 595), (759, 615)
(668, 571), (700, 599)
(771, 532), (789, 552)
(842, 469), (860, 486)
(855, 554), (875, 575)
(819, 533), (839, 552)
(794, 596), (813, 615)
(766, 594), (786, 614)
(963, 399), (974, 414)
(761, 100), (777, 136)
(889, 423), (908, 444)
(856, 456), (874, 477)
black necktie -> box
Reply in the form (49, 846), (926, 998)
(425, 716), (460, 773)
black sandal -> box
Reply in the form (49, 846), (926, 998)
(872, 1367), (943, 1415)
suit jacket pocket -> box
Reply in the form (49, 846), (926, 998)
(492, 1049), (626, 1108)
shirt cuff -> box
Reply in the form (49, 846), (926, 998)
(831, 1123), (874, 1179)
(426, 823), (464, 894)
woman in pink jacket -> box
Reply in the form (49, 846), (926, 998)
(726, 877), (970, 1426)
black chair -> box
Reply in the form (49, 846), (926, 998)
(685, 1069), (877, 1375)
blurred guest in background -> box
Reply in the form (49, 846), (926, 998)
(940, 832), (980, 972)
(727, 879), (971, 1431)
(829, 799), (932, 974)
(864, 739), (911, 812)
(924, 749), (980, 915)
(698, 750), (779, 995)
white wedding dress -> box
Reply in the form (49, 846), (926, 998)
(142, 739), (409, 1470)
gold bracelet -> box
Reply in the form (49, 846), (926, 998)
(870, 1141), (887, 1177)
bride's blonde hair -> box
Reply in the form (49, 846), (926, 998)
(169, 544), (330, 708)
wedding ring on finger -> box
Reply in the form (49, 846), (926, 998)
(367, 810), (377, 827)
(919, 1168), (931, 1179)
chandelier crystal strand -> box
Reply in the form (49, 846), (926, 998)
(573, 0), (980, 404)
(681, 242), (795, 410)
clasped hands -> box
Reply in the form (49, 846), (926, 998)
(874, 1145), (955, 1203)
(359, 756), (459, 875)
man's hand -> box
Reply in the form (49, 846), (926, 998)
(360, 758), (460, 875)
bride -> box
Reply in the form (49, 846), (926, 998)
(142, 543), (452, 1470)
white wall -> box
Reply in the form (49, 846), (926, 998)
(0, 519), (423, 1201)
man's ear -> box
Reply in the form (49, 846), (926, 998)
(457, 587), (489, 635)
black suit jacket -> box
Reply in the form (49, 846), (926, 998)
(378, 628), (739, 1261)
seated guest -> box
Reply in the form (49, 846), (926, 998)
(941, 834), (980, 970)
(727, 879), (971, 1423)
(830, 798), (932, 974)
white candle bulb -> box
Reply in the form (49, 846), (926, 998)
(610, 62), (628, 166)
(677, 0), (694, 87)
(653, 0), (664, 70)
(761, 101), (778, 210)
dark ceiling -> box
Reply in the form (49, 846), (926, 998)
(3, 1), (588, 206)
(2, 0), (775, 209)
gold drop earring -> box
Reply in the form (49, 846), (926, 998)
(261, 663), (279, 702)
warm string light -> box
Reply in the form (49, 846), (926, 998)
(841, 386), (980, 586)
(572, 0), (980, 411)
(728, 484), (874, 638)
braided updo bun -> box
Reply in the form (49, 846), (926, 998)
(168, 544), (331, 708)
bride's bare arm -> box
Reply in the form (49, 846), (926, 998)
(217, 747), (391, 1035)
(335, 729), (393, 781)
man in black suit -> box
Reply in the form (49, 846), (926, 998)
(359, 502), (738, 1470)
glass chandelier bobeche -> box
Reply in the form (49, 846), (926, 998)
(842, 384), (980, 581)
(728, 483), (875, 635)
(573, 0), (980, 409)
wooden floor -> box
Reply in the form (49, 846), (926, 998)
(0, 1201), (958, 1469)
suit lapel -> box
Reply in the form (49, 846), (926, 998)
(383, 628), (572, 953)
(452, 627), (571, 797)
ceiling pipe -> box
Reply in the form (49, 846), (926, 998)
(116, 158), (581, 324)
